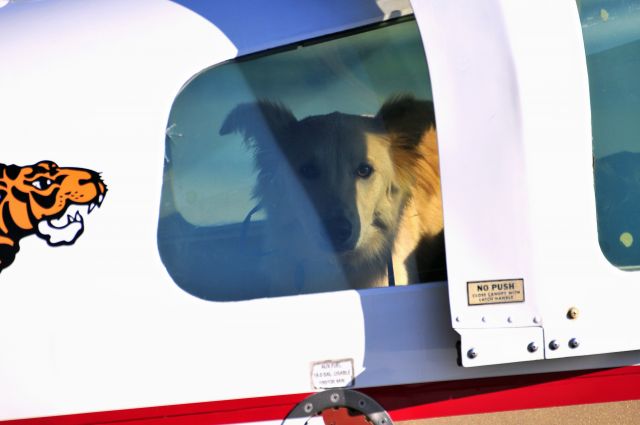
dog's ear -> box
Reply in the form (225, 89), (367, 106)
(375, 95), (436, 148)
(219, 100), (297, 149)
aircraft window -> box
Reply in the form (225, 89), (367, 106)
(158, 18), (446, 300)
(578, 0), (640, 269)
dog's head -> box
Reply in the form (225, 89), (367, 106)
(220, 96), (435, 264)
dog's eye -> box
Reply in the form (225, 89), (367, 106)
(31, 177), (53, 190)
(299, 162), (320, 180)
(356, 163), (374, 179)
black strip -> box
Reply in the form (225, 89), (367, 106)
(205, 15), (415, 68)
(387, 257), (395, 287)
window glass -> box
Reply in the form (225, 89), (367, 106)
(158, 18), (446, 300)
(579, 0), (640, 269)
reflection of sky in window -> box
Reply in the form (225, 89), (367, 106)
(164, 20), (432, 225)
(580, 0), (640, 269)
(579, 0), (640, 158)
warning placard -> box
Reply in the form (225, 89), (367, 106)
(467, 279), (525, 305)
(310, 359), (354, 389)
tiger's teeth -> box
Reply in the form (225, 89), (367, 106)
(98, 194), (104, 205)
(68, 214), (74, 223)
(75, 211), (83, 222)
(88, 203), (96, 214)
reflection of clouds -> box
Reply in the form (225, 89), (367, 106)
(172, 141), (258, 225)
(584, 6), (640, 160)
(581, 1), (640, 54)
(166, 20), (432, 227)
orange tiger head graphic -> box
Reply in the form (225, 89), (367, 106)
(0, 161), (107, 272)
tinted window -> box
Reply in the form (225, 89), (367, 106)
(158, 19), (446, 300)
(579, 0), (640, 269)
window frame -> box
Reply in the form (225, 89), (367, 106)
(159, 15), (443, 300)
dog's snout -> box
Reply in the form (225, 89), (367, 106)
(325, 216), (353, 249)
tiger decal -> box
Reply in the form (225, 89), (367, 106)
(0, 161), (107, 272)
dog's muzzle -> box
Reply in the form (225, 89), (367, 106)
(325, 216), (355, 252)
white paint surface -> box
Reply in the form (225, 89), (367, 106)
(1, 0), (640, 422)
(413, 0), (640, 364)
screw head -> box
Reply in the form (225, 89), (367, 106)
(527, 342), (538, 353)
(569, 338), (580, 349)
(567, 307), (580, 320)
(467, 348), (478, 359)
(549, 340), (560, 350)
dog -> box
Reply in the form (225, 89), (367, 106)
(220, 95), (445, 295)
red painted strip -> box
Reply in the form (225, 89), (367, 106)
(363, 366), (640, 421)
(4, 366), (640, 424)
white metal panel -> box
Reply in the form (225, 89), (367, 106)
(411, 0), (538, 331)
(412, 0), (640, 366)
(459, 327), (544, 367)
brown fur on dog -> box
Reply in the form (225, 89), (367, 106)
(220, 95), (445, 295)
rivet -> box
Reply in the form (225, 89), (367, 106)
(533, 316), (541, 324)
(567, 307), (580, 320)
(507, 316), (513, 323)
(467, 348), (478, 359)
(569, 338), (580, 349)
(527, 342), (538, 353)
(481, 317), (487, 323)
(304, 403), (314, 413)
(330, 393), (340, 403)
(549, 340), (560, 350)
(455, 316), (460, 322)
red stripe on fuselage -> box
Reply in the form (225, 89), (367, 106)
(4, 366), (640, 424)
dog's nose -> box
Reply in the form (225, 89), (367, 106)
(325, 216), (353, 249)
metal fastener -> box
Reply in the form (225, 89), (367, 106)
(467, 348), (478, 359)
(533, 316), (541, 324)
(569, 338), (580, 349)
(330, 393), (340, 403)
(549, 340), (560, 350)
(567, 307), (580, 320)
(527, 342), (538, 353)
(304, 403), (314, 413)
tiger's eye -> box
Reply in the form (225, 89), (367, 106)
(31, 177), (53, 190)
(356, 163), (373, 179)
